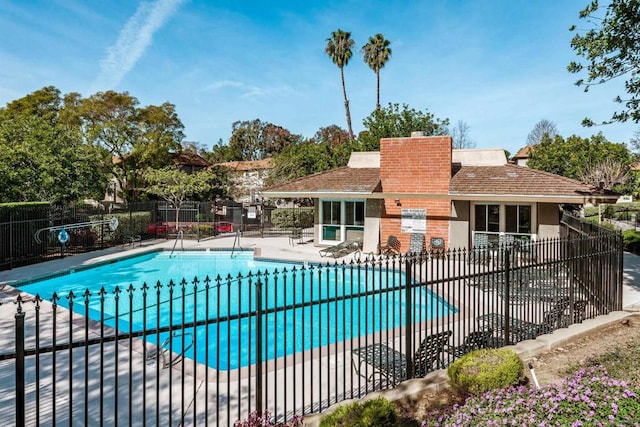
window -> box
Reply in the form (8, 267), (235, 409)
(472, 203), (535, 241)
(320, 200), (365, 243)
(505, 205), (531, 234)
(475, 204), (500, 232)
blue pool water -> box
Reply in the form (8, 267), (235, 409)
(18, 250), (457, 369)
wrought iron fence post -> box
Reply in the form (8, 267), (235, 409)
(504, 248), (511, 345)
(255, 278), (263, 415)
(15, 301), (25, 427)
(404, 258), (413, 379)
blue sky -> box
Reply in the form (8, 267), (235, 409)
(1, 0), (638, 156)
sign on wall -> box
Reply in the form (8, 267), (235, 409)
(401, 208), (427, 233)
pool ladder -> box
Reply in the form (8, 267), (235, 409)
(169, 229), (184, 258)
(147, 330), (194, 369)
(230, 230), (242, 258)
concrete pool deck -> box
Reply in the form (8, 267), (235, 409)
(1, 236), (639, 426)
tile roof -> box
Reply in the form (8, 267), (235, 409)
(217, 158), (274, 171)
(264, 166), (381, 193)
(512, 145), (533, 159)
(449, 164), (595, 196)
(263, 162), (615, 201)
(171, 152), (209, 167)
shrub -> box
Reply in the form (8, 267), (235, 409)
(192, 224), (215, 237)
(320, 397), (399, 427)
(423, 366), (640, 426)
(271, 208), (314, 229)
(234, 410), (303, 427)
(623, 229), (640, 254)
(447, 348), (525, 396)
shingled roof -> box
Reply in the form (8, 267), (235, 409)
(264, 166), (381, 195)
(263, 160), (616, 202)
(450, 164), (595, 196)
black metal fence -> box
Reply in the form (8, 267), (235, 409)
(0, 201), (313, 271)
(0, 225), (623, 426)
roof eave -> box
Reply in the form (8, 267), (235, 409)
(262, 190), (614, 204)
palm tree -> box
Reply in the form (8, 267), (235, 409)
(325, 29), (355, 139)
(362, 34), (392, 111)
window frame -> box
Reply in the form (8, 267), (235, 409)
(319, 199), (366, 244)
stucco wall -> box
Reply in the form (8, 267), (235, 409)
(449, 200), (470, 250)
(537, 202), (560, 239)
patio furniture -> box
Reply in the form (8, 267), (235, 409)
(428, 236), (445, 258)
(573, 300), (588, 323)
(288, 228), (303, 246)
(470, 232), (491, 265)
(446, 329), (494, 358)
(123, 229), (141, 247)
(351, 330), (452, 382)
(319, 239), (361, 258)
(407, 233), (425, 255)
(379, 235), (401, 255)
(477, 308), (564, 344)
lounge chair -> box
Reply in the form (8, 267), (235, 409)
(319, 239), (361, 258)
(477, 308), (564, 344)
(379, 235), (401, 255)
(446, 329), (494, 358)
(351, 330), (452, 382)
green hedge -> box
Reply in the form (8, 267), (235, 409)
(271, 208), (314, 228)
(89, 211), (151, 242)
(448, 348), (526, 396)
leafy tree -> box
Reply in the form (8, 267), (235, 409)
(226, 119), (300, 161)
(325, 29), (356, 139)
(311, 125), (350, 148)
(80, 91), (184, 202)
(568, 0), (640, 125)
(362, 33), (392, 111)
(449, 120), (476, 149)
(143, 167), (212, 229)
(266, 140), (335, 186)
(358, 103), (449, 151)
(527, 133), (634, 182)
(0, 87), (108, 203)
(526, 119), (558, 146)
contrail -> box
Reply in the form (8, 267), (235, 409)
(93, 0), (186, 91)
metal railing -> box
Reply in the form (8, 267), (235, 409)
(0, 231), (623, 425)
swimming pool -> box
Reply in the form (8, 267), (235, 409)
(18, 250), (457, 369)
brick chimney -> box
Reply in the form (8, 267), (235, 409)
(379, 134), (452, 250)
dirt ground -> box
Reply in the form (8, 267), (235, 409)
(395, 314), (640, 424)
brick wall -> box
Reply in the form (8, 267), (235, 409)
(379, 135), (452, 252)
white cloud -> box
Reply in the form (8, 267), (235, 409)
(205, 80), (244, 91)
(93, 0), (186, 91)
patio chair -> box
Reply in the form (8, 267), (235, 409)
(470, 233), (491, 265)
(288, 228), (303, 246)
(407, 233), (425, 255)
(379, 235), (401, 255)
(477, 308), (564, 344)
(351, 330), (452, 382)
(573, 300), (588, 323)
(319, 239), (361, 258)
(446, 329), (494, 358)
(428, 236), (445, 259)
(123, 229), (141, 247)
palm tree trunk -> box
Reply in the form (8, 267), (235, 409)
(376, 71), (381, 111)
(340, 67), (354, 139)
